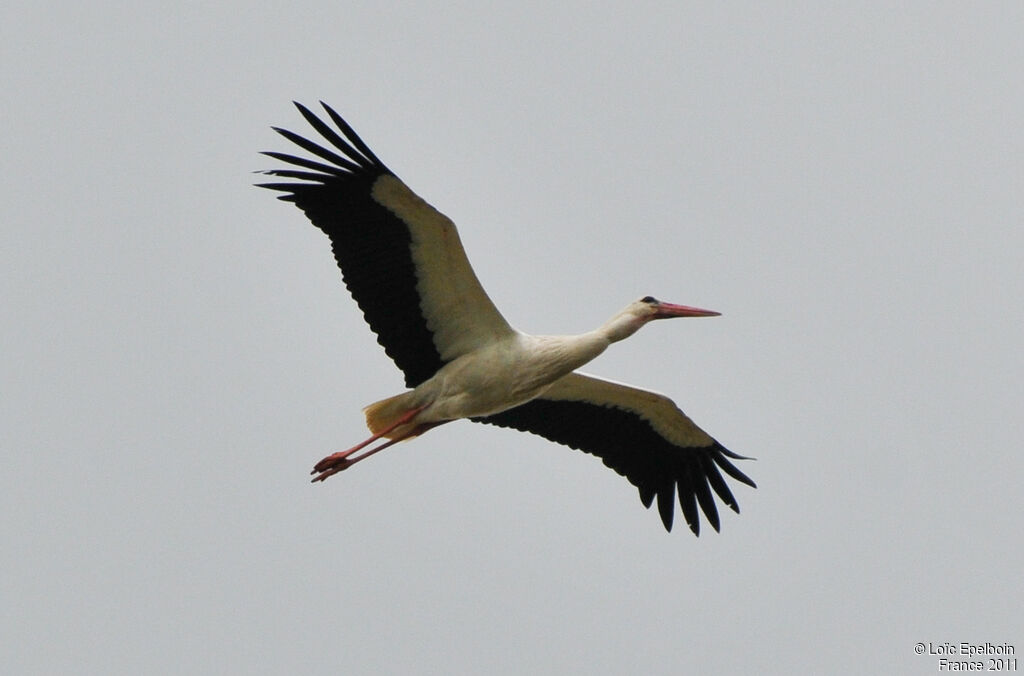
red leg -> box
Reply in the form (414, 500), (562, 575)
(310, 434), (406, 482)
(311, 405), (427, 475)
(310, 410), (452, 482)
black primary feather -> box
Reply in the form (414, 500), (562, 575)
(258, 102), (445, 387)
(474, 398), (756, 535)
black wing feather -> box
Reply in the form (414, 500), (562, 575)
(320, 101), (387, 167)
(260, 151), (348, 176)
(473, 398), (755, 535)
(258, 103), (444, 387)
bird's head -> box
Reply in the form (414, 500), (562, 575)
(604, 296), (720, 343)
(636, 295), (720, 321)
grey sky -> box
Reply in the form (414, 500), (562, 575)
(3, 3), (1021, 674)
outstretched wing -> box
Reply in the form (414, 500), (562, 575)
(258, 102), (513, 387)
(474, 372), (756, 535)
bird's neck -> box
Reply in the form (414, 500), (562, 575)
(523, 313), (645, 382)
(598, 310), (646, 344)
(553, 313), (645, 369)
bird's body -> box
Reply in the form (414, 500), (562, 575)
(398, 332), (601, 423)
(367, 304), (664, 436)
(259, 102), (755, 534)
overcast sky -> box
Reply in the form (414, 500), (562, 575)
(3, 3), (1021, 674)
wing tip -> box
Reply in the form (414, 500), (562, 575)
(635, 442), (755, 535)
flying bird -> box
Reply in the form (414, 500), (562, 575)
(258, 102), (755, 534)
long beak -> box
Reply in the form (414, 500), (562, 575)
(653, 301), (721, 319)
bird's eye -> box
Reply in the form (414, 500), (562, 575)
(640, 296), (659, 304)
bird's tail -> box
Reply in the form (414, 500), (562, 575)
(363, 392), (419, 438)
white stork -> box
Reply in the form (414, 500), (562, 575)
(258, 102), (755, 534)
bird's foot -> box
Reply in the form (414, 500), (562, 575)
(310, 453), (358, 482)
(310, 435), (405, 482)
(312, 450), (356, 475)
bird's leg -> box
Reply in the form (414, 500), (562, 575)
(311, 405), (426, 473)
(310, 420), (448, 482)
(310, 406), (445, 482)
(310, 435), (405, 482)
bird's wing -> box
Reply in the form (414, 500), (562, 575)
(473, 372), (756, 535)
(258, 102), (514, 387)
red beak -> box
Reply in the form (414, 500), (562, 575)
(652, 301), (721, 319)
